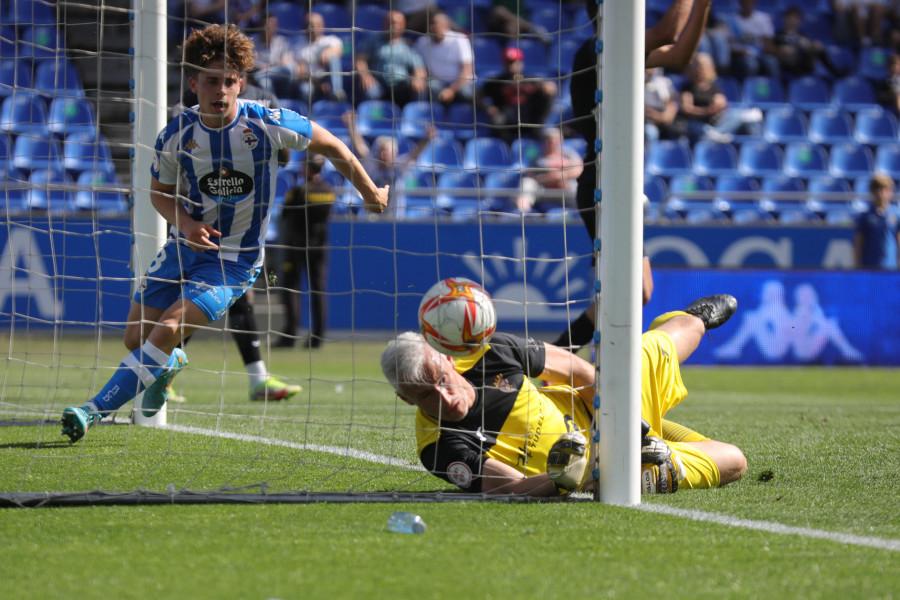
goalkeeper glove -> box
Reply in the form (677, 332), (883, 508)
(640, 436), (685, 494)
(546, 431), (588, 492)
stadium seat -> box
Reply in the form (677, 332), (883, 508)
(737, 140), (784, 177)
(853, 106), (899, 145)
(12, 133), (62, 173)
(714, 173), (760, 214)
(643, 174), (668, 208)
(8, 0), (57, 25)
(439, 0), (491, 34)
(808, 107), (854, 145)
(73, 169), (128, 213)
(470, 37), (504, 79)
(692, 140), (738, 177)
(807, 175), (852, 215)
(0, 61), (33, 99)
(822, 44), (857, 76)
(645, 140), (692, 176)
(0, 91), (51, 137)
(435, 171), (482, 217)
(787, 76), (832, 111)
(19, 25), (63, 62)
(741, 76), (786, 110)
(0, 168), (27, 213)
(509, 137), (542, 168)
(784, 141), (830, 178)
(312, 2), (350, 31)
(415, 137), (463, 170)
(874, 142), (900, 174)
(683, 207), (728, 223)
(0, 133), (9, 172)
(548, 38), (582, 77)
(717, 77), (743, 106)
(354, 100), (400, 139)
(760, 175), (805, 215)
(33, 59), (85, 98)
(63, 132), (115, 177)
(443, 103), (490, 141)
(0, 24), (15, 60)
(828, 142), (874, 179)
(799, 10), (834, 44)
(858, 46), (890, 81)
(309, 99), (351, 118)
(355, 4), (388, 32)
(731, 206), (775, 224)
(463, 137), (512, 171)
(267, 1), (306, 35)
(832, 76), (877, 112)
(778, 207), (822, 224)
(483, 171), (522, 213)
(664, 173), (714, 219)
(47, 96), (97, 138)
(823, 205), (857, 225)
(25, 168), (75, 212)
(763, 106), (809, 143)
(400, 101), (445, 141)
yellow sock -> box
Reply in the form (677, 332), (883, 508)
(648, 310), (691, 331)
(661, 419), (709, 443)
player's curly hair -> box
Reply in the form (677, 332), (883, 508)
(181, 23), (256, 76)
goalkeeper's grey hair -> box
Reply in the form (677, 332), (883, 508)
(381, 331), (430, 391)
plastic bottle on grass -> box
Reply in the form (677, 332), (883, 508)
(387, 511), (426, 534)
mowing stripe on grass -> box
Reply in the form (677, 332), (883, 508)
(168, 424), (425, 470)
(636, 504), (900, 552)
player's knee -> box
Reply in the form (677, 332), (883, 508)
(717, 443), (747, 486)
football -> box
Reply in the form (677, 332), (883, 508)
(418, 277), (497, 357)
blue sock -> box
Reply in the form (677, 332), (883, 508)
(87, 341), (171, 415)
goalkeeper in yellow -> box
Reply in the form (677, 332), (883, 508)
(380, 294), (746, 495)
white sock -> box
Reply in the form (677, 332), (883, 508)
(246, 360), (268, 389)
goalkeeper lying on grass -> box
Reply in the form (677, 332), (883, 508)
(380, 294), (747, 495)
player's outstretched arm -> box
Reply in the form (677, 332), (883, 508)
(306, 121), (389, 213)
(540, 342), (596, 412)
(647, 0), (711, 69)
(480, 457), (560, 496)
(646, 0), (694, 51)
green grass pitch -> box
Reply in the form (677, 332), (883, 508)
(0, 333), (898, 599)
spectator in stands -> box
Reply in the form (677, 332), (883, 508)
(854, 173), (900, 269)
(413, 12), (475, 105)
(520, 127), (583, 213)
(727, 0), (781, 80)
(876, 52), (900, 115)
(343, 109), (437, 215)
(832, 0), (886, 47)
(292, 11), (346, 103)
(477, 46), (557, 143)
(644, 67), (685, 145)
(355, 10), (428, 107)
(773, 6), (848, 78)
(276, 155), (336, 349)
(679, 52), (763, 143)
(252, 15), (299, 100)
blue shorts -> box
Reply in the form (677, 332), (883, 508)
(134, 241), (261, 322)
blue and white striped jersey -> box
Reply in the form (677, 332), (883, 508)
(151, 100), (313, 266)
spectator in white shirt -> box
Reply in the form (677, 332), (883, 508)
(252, 16), (298, 99)
(292, 11), (346, 103)
(413, 12), (475, 105)
(728, 0), (781, 80)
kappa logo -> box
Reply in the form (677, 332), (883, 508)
(183, 139), (200, 151)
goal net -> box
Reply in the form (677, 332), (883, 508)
(0, 0), (621, 506)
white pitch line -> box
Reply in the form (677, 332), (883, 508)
(167, 424), (425, 471)
(167, 424), (899, 552)
(635, 503), (900, 553)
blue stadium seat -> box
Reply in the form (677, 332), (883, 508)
(12, 133), (62, 173)
(26, 168), (75, 212)
(832, 76), (877, 112)
(683, 207), (728, 223)
(33, 59), (85, 98)
(355, 100), (400, 138)
(470, 37), (504, 79)
(787, 75), (832, 111)
(548, 38), (581, 77)
(643, 173), (668, 208)
(73, 169), (128, 213)
(312, 2), (350, 31)
(822, 44), (857, 76)
(858, 46), (890, 81)
(738, 140), (784, 177)
(415, 137), (463, 170)
(742, 76), (786, 110)
(645, 140), (692, 176)
(664, 174), (714, 219)
(799, 10), (834, 44)
(463, 137), (512, 171)
(8, 0), (57, 25)
(763, 106), (808, 143)
(267, 1), (306, 35)
(828, 142), (874, 179)
(0, 25), (15, 60)
(355, 4), (388, 32)
(778, 206), (822, 224)
(717, 77), (743, 106)
(874, 142), (900, 174)
(509, 137), (542, 168)
(784, 142), (829, 178)
(309, 99), (351, 118)
(436, 171), (482, 218)
(760, 175), (805, 215)
(731, 206), (775, 224)
(692, 140), (738, 177)
(439, 0), (491, 34)
(0, 133), (9, 172)
(823, 205), (857, 225)
(853, 106), (899, 145)
(48, 96), (96, 138)
(443, 103), (490, 141)
(0, 91), (51, 137)
(400, 101), (444, 140)
(714, 173), (760, 214)
(808, 107), (854, 145)
(0, 168), (27, 212)
(0, 61), (33, 99)
(63, 132), (115, 177)
(483, 171), (522, 213)
(19, 25), (63, 62)
(807, 175), (852, 215)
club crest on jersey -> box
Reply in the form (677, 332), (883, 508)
(241, 128), (259, 150)
(199, 166), (253, 202)
(446, 461), (473, 488)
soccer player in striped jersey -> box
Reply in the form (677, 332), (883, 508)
(61, 24), (389, 442)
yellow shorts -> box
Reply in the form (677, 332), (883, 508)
(641, 330), (720, 488)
